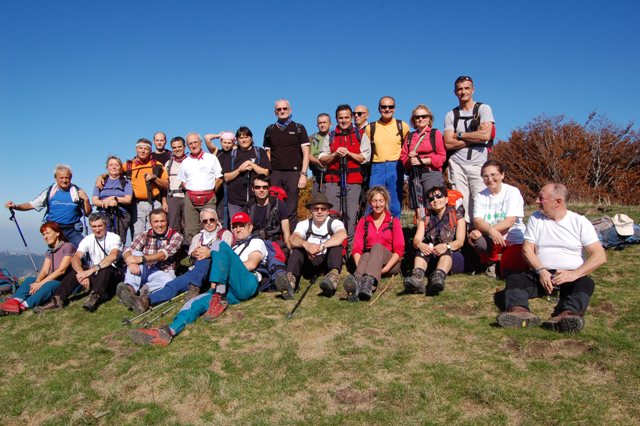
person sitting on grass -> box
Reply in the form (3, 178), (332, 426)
(35, 213), (123, 313)
(130, 212), (267, 346)
(342, 186), (404, 302)
(0, 222), (75, 315)
(403, 186), (466, 296)
(122, 208), (233, 314)
(274, 193), (347, 300)
(496, 183), (606, 333)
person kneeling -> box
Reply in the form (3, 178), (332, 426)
(343, 186), (404, 302)
(275, 193), (347, 299)
(404, 186), (466, 296)
(131, 212), (265, 346)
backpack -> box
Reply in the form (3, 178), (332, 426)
(403, 129), (437, 170)
(423, 189), (464, 231)
(124, 158), (163, 179)
(361, 216), (396, 253)
(246, 196), (282, 241)
(0, 268), (19, 295)
(305, 217), (337, 241)
(234, 236), (286, 291)
(265, 122), (304, 147)
(368, 119), (404, 160)
(269, 186), (287, 201)
(451, 102), (496, 161)
(230, 146), (265, 203)
(43, 183), (84, 220)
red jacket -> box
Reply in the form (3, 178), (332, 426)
(325, 127), (364, 184)
(352, 212), (405, 257)
(399, 127), (446, 171)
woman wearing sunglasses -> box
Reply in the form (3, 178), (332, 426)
(404, 186), (466, 295)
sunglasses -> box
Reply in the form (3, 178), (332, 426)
(253, 185), (269, 190)
(413, 114), (431, 120)
(201, 218), (217, 224)
(354, 111), (366, 116)
(276, 107), (289, 112)
(428, 193), (446, 202)
(379, 105), (395, 110)
(231, 223), (248, 228)
(312, 206), (328, 212)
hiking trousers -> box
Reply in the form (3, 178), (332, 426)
(354, 244), (400, 282)
(287, 246), (343, 278)
(166, 196), (184, 236)
(447, 160), (485, 223)
(149, 258), (211, 305)
(270, 169), (301, 229)
(324, 182), (361, 237)
(369, 161), (404, 218)
(12, 270), (72, 308)
(55, 266), (122, 301)
(124, 251), (176, 293)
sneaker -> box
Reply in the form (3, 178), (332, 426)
(33, 296), (63, 314)
(404, 269), (426, 294)
(542, 310), (585, 333)
(319, 269), (339, 298)
(82, 292), (102, 312)
(131, 325), (173, 346)
(275, 272), (295, 300)
(185, 284), (201, 302)
(342, 274), (359, 303)
(358, 275), (375, 301)
(116, 282), (136, 307)
(202, 293), (228, 321)
(496, 306), (541, 329)
(0, 298), (24, 315)
(427, 269), (446, 295)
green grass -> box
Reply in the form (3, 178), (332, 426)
(1, 205), (639, 425)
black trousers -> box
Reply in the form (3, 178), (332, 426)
(286, 246), (343, 280)
(55, 267), (123, 301)
(271, 169), (301, 229)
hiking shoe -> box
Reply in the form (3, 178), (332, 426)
(319, 269), (339, 298)
(427, 269), (446, 295)
(128, 293), (150, 315)
(116, 282), (136, 307)
(275, 272), (295, 300)
(33, 296), (63, 314)
(202, 293), (228, 321)
(496, 306), (541, 329)
(358, 275), (375, 301)
(185, 284), (201, 302)
(82, 292), (102, 312)
(404, 269), (427, 294)
(342, 274), (359, 303)
(0, 298), (24, 315)
(542, 310), (585, 333)
(485, 263), (497, 279)
(131, 325), (172, 346)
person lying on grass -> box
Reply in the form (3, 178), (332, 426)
(130, 212), (266, 346)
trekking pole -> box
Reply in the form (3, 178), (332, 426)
(286, 275), (317, 320)
(8, 208), (38, 272)
(141, 303), (178, 327)
(122, 292), (185, 326)
(410, 167), (425, 220)
(339, 156), (349, 258)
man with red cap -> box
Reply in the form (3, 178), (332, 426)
(130, 211), (267, 346)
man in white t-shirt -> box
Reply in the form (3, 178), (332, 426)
(130, 211), (266, 346)
(496, 183), (606, 333)
(275, 193), (347, 299)
(37, 212), (123, 313)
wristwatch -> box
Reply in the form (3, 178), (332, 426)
(446, 243), (452, 251)
(533, 267), (546, 275)
(457, 132), (463, 140)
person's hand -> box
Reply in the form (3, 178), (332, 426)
(162, 199), (169, 213)
(5, 201), (16, 209)
(410, 157), (422, 166)
(468, 229), (482, 241)
(192, 246), (210, 261)
(418, 242), (433, 256)
(298, 174), (307, 189)
(95, 175), (106, 190)
(488, 228), (506, 247)
(78, 189), (89, 201)
(538, 269), (554, 294)
(552, 269), (579, 286)
(238, 160), (253, 172)
(432, 243), (448, 256)
(336, 147), (349, 157)
(76, 269), (93, 282)
(144, 173), (156, 182)
(28, 281), (43, 295)
(128, 263), (141, 276)
(303, 241), (322, 255)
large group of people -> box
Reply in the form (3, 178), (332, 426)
(1, 75), (607, 346)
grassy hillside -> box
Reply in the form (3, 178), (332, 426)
(0, 205), (639, 425)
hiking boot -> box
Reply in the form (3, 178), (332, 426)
(427, 269), (447, 295)
(116, 282), (136, 307)
(185, 284), (201, 302)
(358, 275), (375, 301)
(319, 269), (339, 298)
(129, 293), (150, 315)
(404, 269), (426, 294)
(485, 263), (497, 279)
(202, 293), (228, 321)
(496, 306), (541, 329)
(82, 292), (102, 312)
(542, 310), (585, 333)
(33, 295), (63, 314)
(130, 325), (173, 346)
(342, 274), (359, 303)
(0, 298), (24, 315)
(275, 272), (295, 300)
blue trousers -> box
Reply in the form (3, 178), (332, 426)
(369, 161), (404, 218)
(13, 276), (63, 308)
(168, 242), (258, 335)
(149, 259), (211, 305)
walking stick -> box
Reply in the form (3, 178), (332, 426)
(141, 303), (178, 327)
(8, 208), (38, 272)
(122, 292), (185, 326)
(369, 280), (392, 306)
(286, 275), (317, 320)
(339, 156), (350, 259)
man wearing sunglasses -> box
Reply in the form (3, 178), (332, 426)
(443, 75), (495, 222)
(364, 96), (410, 218)
(244, 175), (291, 254)
(354, 105), (370, 130)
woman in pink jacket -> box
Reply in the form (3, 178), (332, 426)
(400, 104), (446, 219)
(343, 186), (405, 302)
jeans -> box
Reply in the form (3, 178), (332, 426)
(12, 274), (67, 308)
(369, 161), (404, 218)
(149, 258), (211, 305)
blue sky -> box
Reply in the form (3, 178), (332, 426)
(1, 0), (638, 253)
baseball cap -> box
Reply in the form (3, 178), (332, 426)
(231, 212), (251, 225)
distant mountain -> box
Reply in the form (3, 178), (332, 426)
(0, 251), (44, 278)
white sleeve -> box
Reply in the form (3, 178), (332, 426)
(472, 192), (485, 219)
(211, 154), (223, 179)
(360, 133), (372, 163)
(579, 215), (600, 246)
(443, 111), (455, 131)
(505, 186), (524, 217)
(29, 188), (49, 212)
(523, 213), (540, 243)
(108, 234), (123, 252)
(479, 103), (495, 124)
(77, 236), (91, 254)
(331, 219), (346, 233)
(293, 220), (309, 238)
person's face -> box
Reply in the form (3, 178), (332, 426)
(317, 116), (331, 133)
(187, 135), (202, 155)
(90, 220), (107, 238)
(221, 138), (235, 151)
(354, 106), (369, 127)
(274, 101), (291, 120)
(231, 221), (252, 240)
(107, 159), (122, 176)
(200, 213), (218, 232)
(370, 193), (386, 215)
(536, 185), (559, 216)
(412, 108), (431, 130)
(378, 98), (395, 121)
(481, 166), (504, 193)
(454, 81), (475, 103)
(237, 134), (252, 149)
(136, 144), (151, 161)
(252, 180), (270, 201)
(171, 141), (186, 158)
(42, 227), (61, 246)
(150, 214), (168, 235)
(310, 204), (330, 223)
(337, 110), (353, 130)
(427, 190), (447, 212)
(154, 133), (167, 151)
(55, 170), (72, 190)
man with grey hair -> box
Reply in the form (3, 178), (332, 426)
(179, 132), (224, 241)
(496, 183), (606, 333)
(5, 164), (91, 248)
(263, 99), (310, 228)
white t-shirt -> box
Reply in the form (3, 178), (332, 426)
(444, 102), (494, 166)
(293, 217), (345, 255)
(473, 183), (526, 245)
(77, 232), (123, 266)
(233, 238), (268, 282)
(178, 152), (223, 191)
(524, 210), (600, 270)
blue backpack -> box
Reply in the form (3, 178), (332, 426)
(234, 236), (286, 291)
(0, 268), (19, 295)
